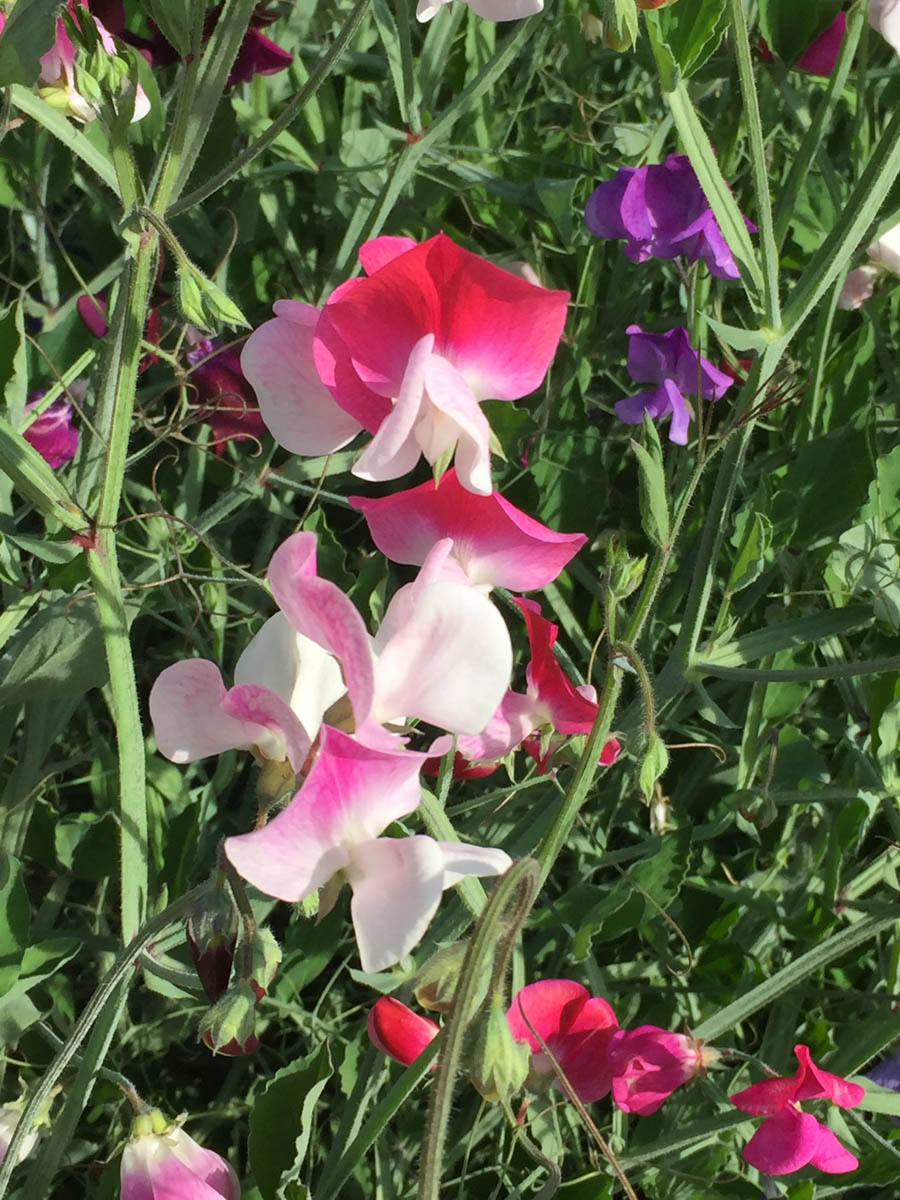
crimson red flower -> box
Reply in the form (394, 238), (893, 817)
(367, 996), (439, 1066)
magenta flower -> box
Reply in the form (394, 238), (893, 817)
(506, 979), (618, 1104)
(120, 1115), (239, 1200)
(608, 1026), (713, 1115)
(758, 14), (847, 76)
(185, 335), (267, 455)
(348, 468), (587, 591)
(23, 395), (79, 469)
(225, 726), (511, 971)
(585, 154), (752, 280)
(245, 234), (569, 495)
(616, 324), (733, 445)
(730, 1044), (865, 1176)
(367, 996), (439, 1066)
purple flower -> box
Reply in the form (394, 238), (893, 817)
(868, 1049), (900, 1125)
(616, 325), (733, 445)
(585, 154), (753, 280)
(23, 394), (80, 469)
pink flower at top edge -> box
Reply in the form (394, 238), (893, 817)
(23, 395), (79, 469)
(225, 726), (510, 972)
(730, 1044), (865, 1176)
(121, 1120), (239, 1200)
(506, 979), (618, 1104)
(416, 0), (544, 23)
(367, 996), (439, 1066)
(870, 0), (900, 56)
(608, 1026), (714, 1115)
(348, 468), (587, 592)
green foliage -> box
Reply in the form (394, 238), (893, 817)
(0, 0), (61, 87)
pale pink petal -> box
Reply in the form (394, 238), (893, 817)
(464, 0), (544, 18)
(436, 841), (511, 888)
(234, 612), (345, 740)
(867, 220), (900, 274)
(353, 334), (433, 483)
(416, 0), (451, 19)
(373, 581), (512, 733)
(149, 660), (274, 763)
(221, 684), (311, 773)
(349, 835), (446, 971)
(455, 689), (539, 762)
(268, 533), (376, 727)
(225, 726), (426, 902)
(121, 1128), (239, 1200)
(870, 0), (900, 56)
(742, 1108), (821, 1175)
(359, 236), (419, 275)
(168, 1128), (240, 1199)
(420, 355), (493, 495)
(241, 306), (362, 454)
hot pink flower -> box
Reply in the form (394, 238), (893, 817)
(367, 996), (439, 1065)
(23, 395), (79, 469)
(730, 1044), (864, 1176)
(608, 1026), (713, 1115)
(312, 234), (568, 494)
(225, 726), (510, 971)
(120, 1117), (239, 1200)
(759, 14), (847, 77)
(507, 980), (618, 1104)
(348, 469), (586, 592)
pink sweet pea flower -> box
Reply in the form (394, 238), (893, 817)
(0, 1106), (39, 1168)
(506, 979), (618, 1104)
(121, 1117), (239, 1200)
(838, 265), (879, 310)
(348, 469), (586, 591)
(416, 0), (544, 22)
(185, 335), (267, 455)
(730, 1044), (865, 1176)
(868, 221), (900, 275)
(22, 395), (80, 469)
(312, 233), (569, 495)
(367, 996), (439, 1065)
(608, 1026), (714, 1115)
(225, 726), (511, 971)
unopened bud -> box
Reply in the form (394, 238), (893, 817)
(178, 272), (208, 331)
(367, 997), (439, 1067)
(186, 883), (239, 1003)
(245, 926), (281, 1001)
(468, 998), (530, 1103)
(413, 940), (469, 1014)
(199, 979), (259, 1056)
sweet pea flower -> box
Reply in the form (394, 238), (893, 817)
(608, 1026), (715, 1115)
(185, 334), (267, 455)
(870, 0), (900, 55)
(367, 996), (439, 1065)
(348, 468), (587, 591)
(868, 221), (900, 275)
(246, 234), (568, 496)
(121, 1112), (239, 1200)
(758, 13), (847, 76)
(585, 155), (753, 280)
(0, 1105), (39, 1168)
(416, 0), (543, 22)
(616, 324), (733, 445)
(22, 395), (80, 469)
(226, 726), (511, 971)
(838, 265), (879, 310)
(506, 979), (619, 1103)
(730, 1044), (865, 1176)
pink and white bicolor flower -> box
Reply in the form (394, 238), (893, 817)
(730, 1044), (865, 1176)
(244, 233), (568, 496)
(348, 468), (586, 592)
(120, 1117), (240, 1200)
(150, 530), (514, 768)
(225, 726), (511, 972)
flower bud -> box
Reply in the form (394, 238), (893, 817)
(469, 998), (531, 1103)
(186, 883), (239, 1003)
(367, 997), (439, 1067)
(413, 940), (469, 1013)
(178, 271), (208, 331)
(245, 926), (281, 1001)
(0, 1104), (40, 1169)
(121, 1110), (240, 1199)
(199, 980), (259, 1056)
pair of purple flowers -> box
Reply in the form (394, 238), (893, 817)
(586, 154), (746, 443)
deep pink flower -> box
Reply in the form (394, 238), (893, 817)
(759, 14), (847, 76)
(23, 395), (79, 469)
(120, 1117), (240, 1200)
(506, 979), (618, 1104)
(348, 469), (587, 591)
(608, 1026), (712, 1115)
(225, 726), (510, 971)
(730, 1044), (864, 1176)
(186, 336), (267, 455)
(367, 996), (439, 1066)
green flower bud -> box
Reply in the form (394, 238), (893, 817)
(199, 979), (259, 1056)
(468, 997), (530, 1103)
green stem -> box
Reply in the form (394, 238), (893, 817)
(417, 859), (539, 1200)
(0, 886), (206, 1199)
(727, 0), (780, 329)
(168, 0), (372, 217)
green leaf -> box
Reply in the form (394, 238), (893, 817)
(8, 84), (119, 192)
(0, 0), (61, 87)
(535, 178), (576, 245)
(705, 315), (770, 354)
(0, 853), (30, 997)
(139, 0), (194, 57)
(628, 825), (692, 909)
(653, 0), (728, 79)
(698, 605), (873, 668)
(639, 732), (669, 803)
(631, 415), (670, 549)
(248, 1044), (333, 1200)
(727, 510), (772, 594)
(0, 301), (27, 419)
(0, 991), (42, 1046)
(0, 595), (108, 707)
(757, 0), (842, 66)
(54, 813), (120, 880)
